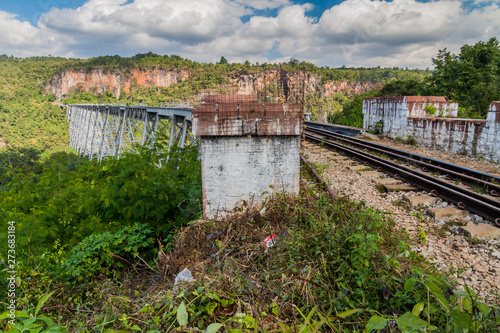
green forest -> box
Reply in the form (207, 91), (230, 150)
(1, 39), (499, 332)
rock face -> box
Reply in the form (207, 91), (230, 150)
(45, 68), (382, 100)
(45, 68), (190, 99)
(231, 71), (381, 97)
(322, 80), (382, 96)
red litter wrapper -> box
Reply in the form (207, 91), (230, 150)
(263, 234), (277, 248)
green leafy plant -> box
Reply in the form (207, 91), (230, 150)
(425, 104), (438, 116)
(369, 120), (384, 135)
(0, 292), (67, 332)
(417, 227), (427, 245)
(403, 136), (417, 146)
(366, 267), (500, 332)
(375, 183), (387, 193)
(61, 223), (153, 280)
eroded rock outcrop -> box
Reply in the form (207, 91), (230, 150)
(45, 68), (382, 99)
(45, 68), (190, 99)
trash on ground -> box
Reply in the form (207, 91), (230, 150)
(174, 268), (194, 285)
(263, 234), (277, 248)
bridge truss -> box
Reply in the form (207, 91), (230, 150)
(66, 104), (195, 161)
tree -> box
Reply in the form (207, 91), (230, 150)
(431, 37), (500, 117)
(218, 56), (228, 65)
(288, 58), (299, 66)
(380, 78), (426, 97)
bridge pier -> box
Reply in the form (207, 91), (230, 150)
(192, 96), (303, 220)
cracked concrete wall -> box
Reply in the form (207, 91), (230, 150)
(200, 136), (300, 219)
(363, 97), (500, 163)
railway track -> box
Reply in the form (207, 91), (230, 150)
(304, 125), (500, 226)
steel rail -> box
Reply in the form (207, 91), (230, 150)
(305, 132), (500, 225)
(305, 126), (500, 197)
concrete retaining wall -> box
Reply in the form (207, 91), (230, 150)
(363, 97), (500, 163)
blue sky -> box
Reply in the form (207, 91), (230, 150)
(0, 0), (498, 68)
(3, 0), (343, 24)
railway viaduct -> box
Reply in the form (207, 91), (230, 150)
(66, 95), (302, 219)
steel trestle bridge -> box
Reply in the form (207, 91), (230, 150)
(66, 104), (195, 161)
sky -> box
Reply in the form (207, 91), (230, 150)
(0, 0), (499, 69)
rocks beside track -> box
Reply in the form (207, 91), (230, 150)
(302, 140), (500, 301)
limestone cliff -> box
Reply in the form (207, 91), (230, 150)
(231, 71), (381, 97)
(45, 68), (382, 99)
(45, 68), (190, 99)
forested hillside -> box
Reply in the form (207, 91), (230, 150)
(0, 56), (73, 151)
(0, 53), (428, 152)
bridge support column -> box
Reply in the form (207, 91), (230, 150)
(192, 96), (303, 220)
(66, 104), (194, 161)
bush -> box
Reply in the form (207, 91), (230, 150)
(424, 104), (438, 116)
(62, 223), (153, 281)
(0, 142), (202, 266)
(328, 90), (380, 128)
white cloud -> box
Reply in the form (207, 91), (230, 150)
(234, 0), (291, 10)
(0, 11), (60, 56)
(313, 0), (500, 67)
(319, 0), (461, 45)
(40, 0), (248, 45)
(0, 0), (499, 68)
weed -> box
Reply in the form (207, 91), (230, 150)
(417, 227), (427, 244)
(313, 162), (330, 176)
(375, 183), (387, 193)
(424, 104), (438, 116)
(473, 185), (487, 194)
(412, 211), (426, 224)
(369, 120), (384, 135)
(0, 292), (67, 332)
(367, 267), (500, 332)
(474, 154), (484, 161)
(393, 199), (412, 212)
(403, 136), (417, 146)
(465, 236), (483, 244)
(432, 170), (441, 177)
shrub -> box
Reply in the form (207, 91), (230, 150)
(61, 223), (153, 281)
(424, 104), (438, 116)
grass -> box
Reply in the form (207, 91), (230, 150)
(395, 136), (418, 146)
(356, 135), (375, 141)
(393, 199), (412, 212)
(472, 185), (487, 194)
(375, 183), (388, 193)
(2, 171), (499, 332)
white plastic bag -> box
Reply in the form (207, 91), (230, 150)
(174, 268), (194, 285)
